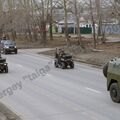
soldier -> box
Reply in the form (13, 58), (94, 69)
(55, 48), (58, 59)
(59, 49), (65, 57)
(58, 49), (65, 64)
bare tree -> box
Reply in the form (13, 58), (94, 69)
(33, 0), (49, 46)
(49, 0), (53, 41)
(110, 0), (120, 23)
(89, 0), (96, 49)
(73, 0), (83, 47)
(63, 0), (71, 46)
(96, 0), (101, 36)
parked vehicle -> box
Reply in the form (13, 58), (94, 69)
(1, 40), (17, 54)
(103, 58), (120, 103)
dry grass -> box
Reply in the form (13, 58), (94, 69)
(15, 35), (93, 48)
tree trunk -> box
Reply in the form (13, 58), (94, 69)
(63, 0), (70, 46)
(41, 0), (47, 46)
(49, 0), (53, 41)
(74, 0), (83, 47)
(89, 0), (96, 49)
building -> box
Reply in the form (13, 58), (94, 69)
(57, 18), (93, 34)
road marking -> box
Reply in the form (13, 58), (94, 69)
(47, 74), (52, 77)
(8, 62), (24, 68)
(85, 87), (102, 94)
(72, 107), (80, 111)
(16, 64), (24, 68)
(45, 94), (50, 97)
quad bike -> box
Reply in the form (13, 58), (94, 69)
(0, 57), (8, 73)
(54, 49), (74, 69)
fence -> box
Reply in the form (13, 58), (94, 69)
(102, 24), (120, 35)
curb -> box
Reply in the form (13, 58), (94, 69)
(74, 58), (104, 69)
(0, 103), (21, 120)
(0, 112), (7, 120)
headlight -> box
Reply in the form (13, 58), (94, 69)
(5, 46), (9, 48)
(4, 63), (7, 66)
(14, 46), (16, 48)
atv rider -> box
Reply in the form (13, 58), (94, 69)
(59, 49), (66, 64)
(55, 48), (65, 64)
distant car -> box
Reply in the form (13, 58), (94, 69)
(0, 57), (8, 73)
(1, 40), (17, 54)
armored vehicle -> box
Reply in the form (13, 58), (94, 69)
(1, 40), (17, 54)
(54, 49), (74, 69)
(0, 57), (8, 73)
(103, 58), (120, 103)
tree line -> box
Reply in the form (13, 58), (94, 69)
(0, 0), (119, 48)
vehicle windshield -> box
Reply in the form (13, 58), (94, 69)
(3, 40), (15, 45)
(0, 59), (6, 63)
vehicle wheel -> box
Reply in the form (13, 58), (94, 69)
(103, 63), (108, 78)
(70, 62), (74, 69)
(61, 62), (65, 69)
(5, 67), (8, 73)
(15, 49), (17, 54)
(1, 50), (4, 54)
(54, 60), (58, 68)
(110, 83), (120, 103)
(1, 70), (4, 73)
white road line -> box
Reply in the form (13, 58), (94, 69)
(47, 74), (52, 77)
(8, 62), (24, 68)
(85, 87), (102, 94)
(16, 64), (24, 68)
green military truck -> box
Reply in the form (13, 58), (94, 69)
(103, 58), (120, 103)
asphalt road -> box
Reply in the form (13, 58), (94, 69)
(0, 50), (120, 120)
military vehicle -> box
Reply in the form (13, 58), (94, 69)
(0, 57), (8, 73)
(1, 40), (17, 54)
(0, 39), (8, 73)
(54, 49), (74, 69)
(103, 58), (120, 103)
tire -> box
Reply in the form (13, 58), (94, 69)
(4, 66), (8, 73)
(15, 49), (17, 54)
(70, 62), (74, 69)
(110, 83), (120, 103)
(61, 62), (65, 69)
(54, 60), (58, 68)
(103, 63), (108, 78)
(1, 49), (4, 54)
(1, 69), (4, 73)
